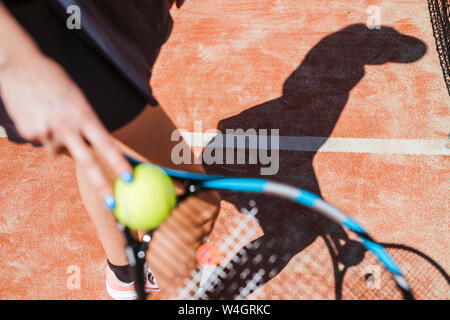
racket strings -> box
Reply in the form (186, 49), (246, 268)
(118, 170), (443, 300)
(383, 246), (449, 299)
(173, 205), (342, 300)
(143, 190), (221, 299)
(168, 200), (445, 300)
(341, 246), (450, 300)
(124, 186), (443, 300)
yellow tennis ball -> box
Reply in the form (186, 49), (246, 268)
(113, 164), (177, 231)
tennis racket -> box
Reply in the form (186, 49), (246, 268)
(116, 154), (416, 300)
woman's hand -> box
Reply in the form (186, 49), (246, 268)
(169, 0), (185, 9)
(0, 53), (132, 207)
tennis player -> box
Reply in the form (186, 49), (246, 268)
(0, 0), (218, 300)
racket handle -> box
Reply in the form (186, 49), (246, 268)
(121, 224), (147, 300)
(132, 258), (147, 300)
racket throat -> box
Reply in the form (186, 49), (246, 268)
(121, 224), (153, 300)
(177, 180), (204, 204)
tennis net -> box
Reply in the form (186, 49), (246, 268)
(428, 0), (450, 95)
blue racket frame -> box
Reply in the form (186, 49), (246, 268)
(123, 155), (414, 300)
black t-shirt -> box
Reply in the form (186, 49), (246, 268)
(50, 0), (173, 105)
(1, 0), (173, 136)
(5, 0), (173, 106)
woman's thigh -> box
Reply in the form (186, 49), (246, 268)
(111, 104), (202, 172)
(111, 105), (221, 297)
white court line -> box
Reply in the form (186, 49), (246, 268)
(0, 126), (7, 138)
(181, 132), (449, 156)
(1, 127), (448, 156)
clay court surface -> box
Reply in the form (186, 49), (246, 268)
(0, 0), (448, 299)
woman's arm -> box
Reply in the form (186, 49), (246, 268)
(0, 2), (132, 207)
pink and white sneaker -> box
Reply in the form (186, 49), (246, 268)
(144, 263), (159, 292)
(106, 263), (159, 300)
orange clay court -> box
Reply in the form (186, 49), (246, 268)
(0, 0), (448, 299)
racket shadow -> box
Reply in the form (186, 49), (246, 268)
(340, 243), (449, 300)
(377, 243), (449, 299)
(201, 24), (426, 299)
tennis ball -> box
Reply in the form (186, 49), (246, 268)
(113, 164), (177, 231)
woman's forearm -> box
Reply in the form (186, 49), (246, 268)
(0, 2), (42, 74)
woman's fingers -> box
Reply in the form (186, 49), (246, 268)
(0, 48), (127, 208)
(41, 138), (59, 155)
(82, 117), (133, 183)
(64, 132), (116, 210)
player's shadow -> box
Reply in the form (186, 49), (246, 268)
(201, 24), (426, 299)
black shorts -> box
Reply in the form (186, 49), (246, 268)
(0, 0), (172, 142)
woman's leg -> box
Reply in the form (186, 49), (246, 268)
(76, 163), (129, 265)
(76, 104), (220, 297)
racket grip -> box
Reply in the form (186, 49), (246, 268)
(121, 225), (147, 300)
